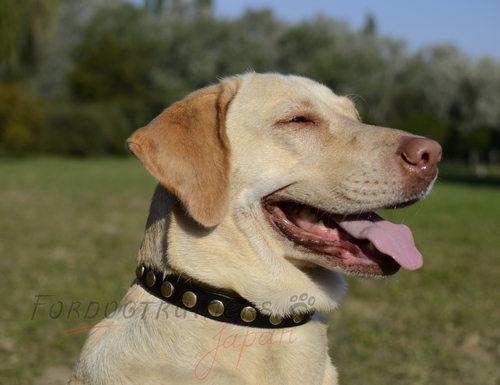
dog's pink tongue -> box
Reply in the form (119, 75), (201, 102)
(335, 213), (423, 270)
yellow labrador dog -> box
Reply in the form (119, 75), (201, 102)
(70, 73), (441, 384)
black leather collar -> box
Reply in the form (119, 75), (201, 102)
(136, 265), (314, 329)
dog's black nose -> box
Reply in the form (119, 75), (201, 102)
(399, 137), (442, 175)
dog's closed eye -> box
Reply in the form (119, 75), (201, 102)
(274, 114), (319, 128)
(290, 116), (309, 123)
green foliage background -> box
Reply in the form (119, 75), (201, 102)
(0, 0), (499, 161)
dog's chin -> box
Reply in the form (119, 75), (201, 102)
(262, 194), (425, 277)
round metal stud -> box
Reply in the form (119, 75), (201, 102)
(269, 315), (283, 326)
(135, 265), (145, 278)
(208, 300), (225, 317)
(145, 270), (156, 287)
(292, 313), (305, 324)
(161, 281), (174, 298)
(240, 306), (257, 323)
(182, 291), (197, 308)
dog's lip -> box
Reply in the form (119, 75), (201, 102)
(262, 195), (423, 276)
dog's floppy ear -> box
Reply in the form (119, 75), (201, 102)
(126, 78), (241, 227)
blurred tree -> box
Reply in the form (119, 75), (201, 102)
(399, 114), (450, 145)
(0, 82), (46, 154)
(466, 127), (494, 155)
(224, 9), (283, 73)
(0, 0), (58, 81)
(277, 18), (343, 87)
(2, 0), (500, 159)
(144, 0), (165, 13)
(418, 46), (472, 126)
(70, 1), (217, 126)
(472, 57), (500, 130)
(152, 9), (284, 105)
(36, 0), (121, 101)
(42, 103), (129, 156)
(144, 0), (213, 19)
(362, 13), (377, 37)
(70, 4), (165, 127)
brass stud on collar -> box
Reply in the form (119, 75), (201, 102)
(269, 315), (283, 326)
(161, 281), (174, 298)
(292, 313), (305, 324)
(136, 265), (145, 278)
(240, 306), (257, 323)
(146, 270), (156, 287)
(182, 291), (197, 308)
(208, 300), (225, 317)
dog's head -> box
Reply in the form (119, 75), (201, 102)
(127, 73), (441, 313)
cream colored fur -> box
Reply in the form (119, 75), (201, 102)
(70, 73), (438, 384)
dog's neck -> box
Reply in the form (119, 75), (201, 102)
(136, 184), (344, 319)
(134, 185), (314, 327)
(135, 264), (314, 328)
(136, 184), (172, 272)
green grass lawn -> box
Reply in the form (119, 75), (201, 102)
(1, 158), (499, 384)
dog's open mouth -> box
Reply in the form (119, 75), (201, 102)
(262, 195), (423, 276)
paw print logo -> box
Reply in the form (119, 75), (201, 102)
(289, 293), (316, 315)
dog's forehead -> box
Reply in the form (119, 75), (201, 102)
(235, 73), (358, 119)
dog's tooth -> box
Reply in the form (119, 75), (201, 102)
(366, 242), (376, 251)
(328, 228), (339, 236)
(317, 220), (327, 230)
